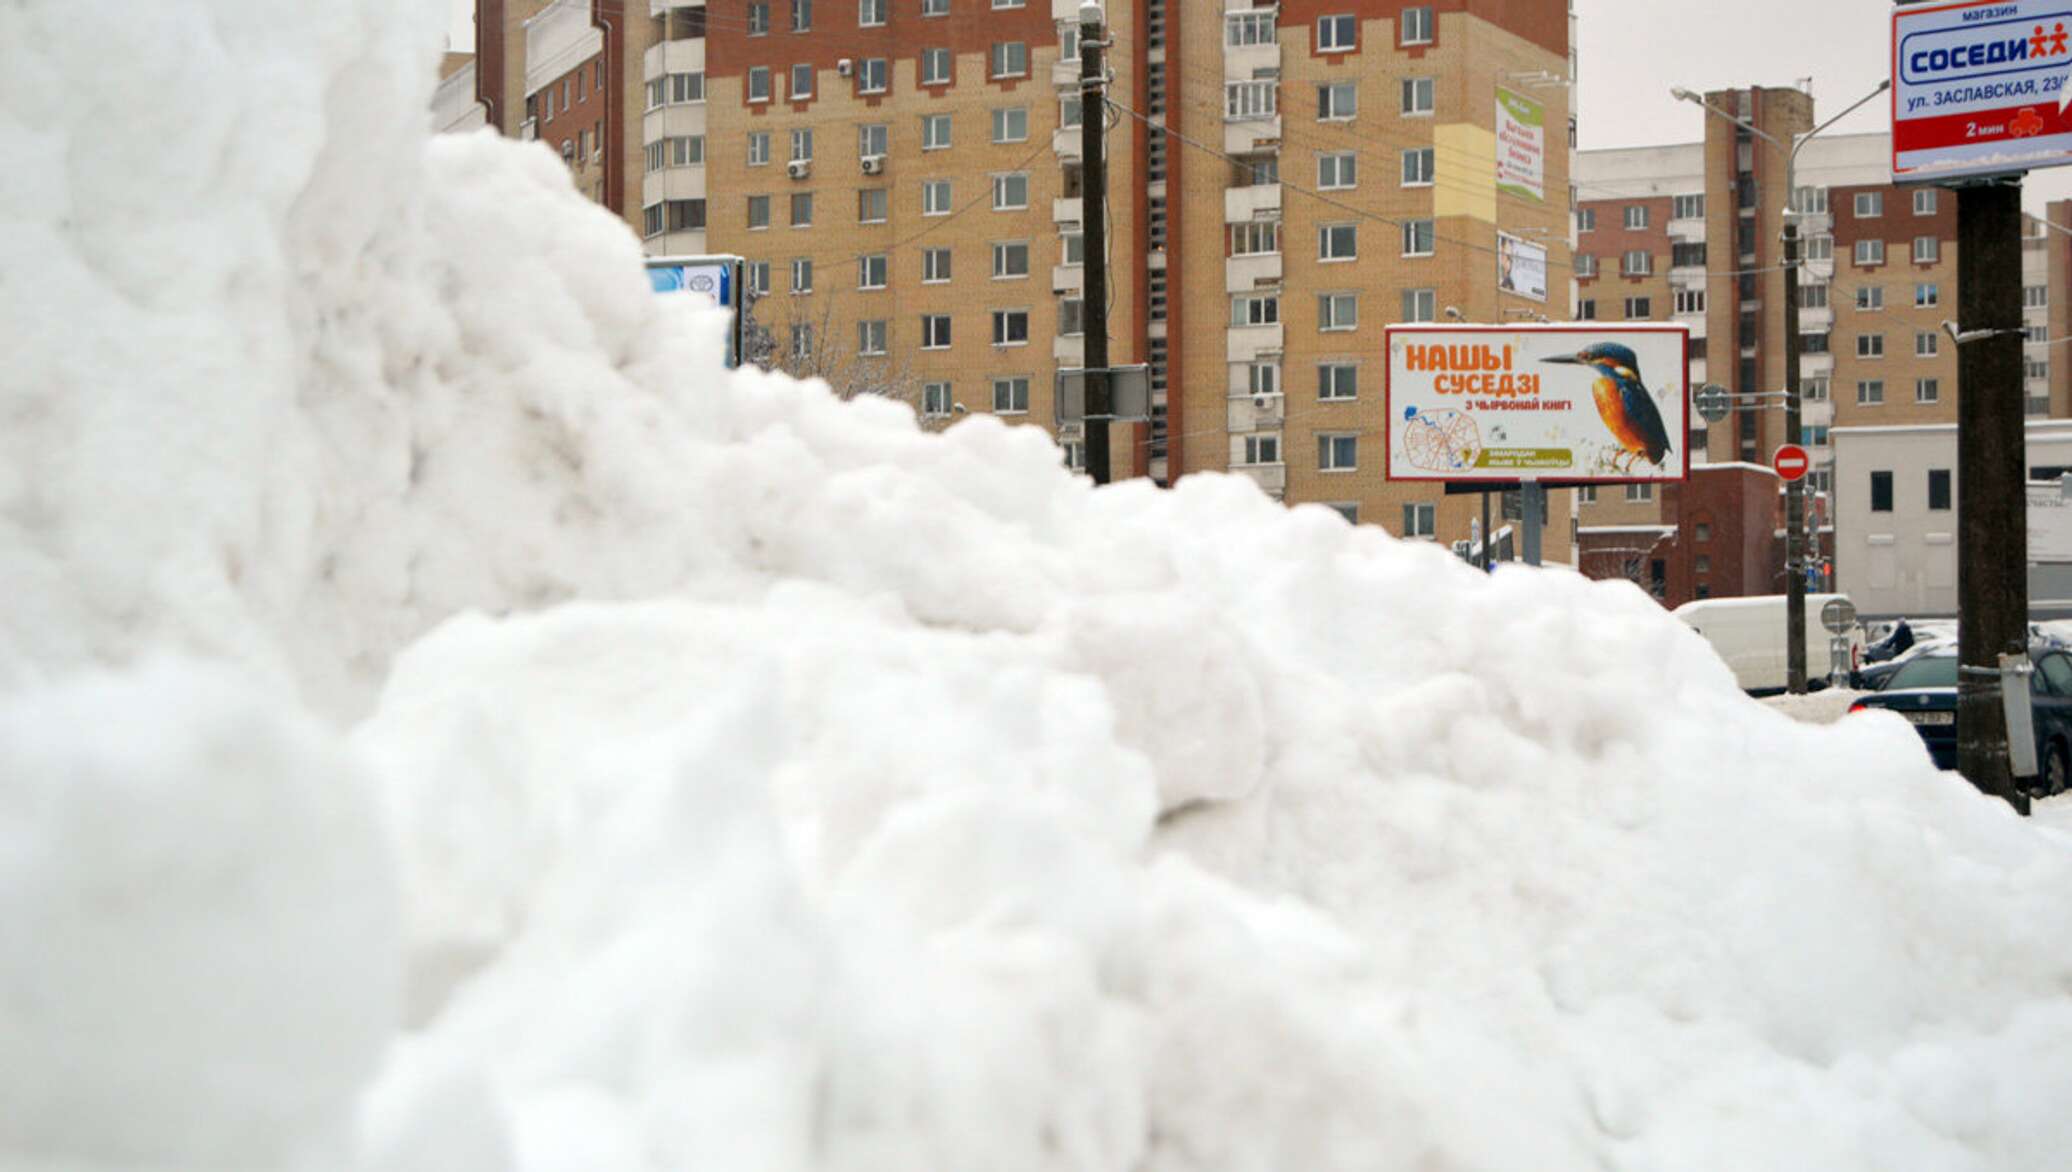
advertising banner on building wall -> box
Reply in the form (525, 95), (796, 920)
(2028, 483), (2072, 561)
(1495, 88), (1545, 202)
(1385, 325), (1691, 483)
(1497, 232), (1548, 302)
(1893, 0), (2072, 181)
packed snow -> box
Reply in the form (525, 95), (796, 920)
(4, 1), (2072, 1169)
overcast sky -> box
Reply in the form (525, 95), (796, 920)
(447, 0), (2072, 213)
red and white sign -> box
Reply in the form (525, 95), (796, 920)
(1894, 0), (2072, 182)
(1774, 444), (1812, 483)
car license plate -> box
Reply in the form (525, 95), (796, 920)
(1906, 711), (1954, 726)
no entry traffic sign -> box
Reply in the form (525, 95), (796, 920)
(1774, 444), (1811, 483)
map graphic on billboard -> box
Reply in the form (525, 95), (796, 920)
(1894, 0), (2072, 181)
(1385, 325), (1691, 484)
(1496, 88), (1545, 202)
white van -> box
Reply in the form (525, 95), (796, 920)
(1673, 594), (1866, 694)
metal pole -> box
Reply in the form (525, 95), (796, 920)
(1522, 481), (1544, 566)
(1077, 1), (1111, 485)
(1956, 180), (2029, 815)
(1480, 491), (1492, 571)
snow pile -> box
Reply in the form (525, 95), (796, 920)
(4, 1), (2072, 1170)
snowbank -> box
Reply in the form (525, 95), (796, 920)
(4, 1), (2072, 1170)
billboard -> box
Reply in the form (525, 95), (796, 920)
(646, 254), (746, 368)
(1495, 88), (1545, 201)
(1497, 232), (1547, 302)
(1893, 0), (2072, 181)
(1384, 324), (1691, 484)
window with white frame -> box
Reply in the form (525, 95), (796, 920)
(2029, 357), (2051, 380)
(1248, 362), (1280, 396)
(992, 376), (1030, 413)
(641, 202), (662, 237)
(1621, 250), (1652, 276)
(992, 0), (1025, 7)
(858, 319), (887, 355)
(992, 107), (1029, 143)
(1855, 239), (1884, 266)
(748, 132), (771, 165)
(922, 381), (952, 416)
(1916, 282), (1939, 307)
(1674, 289), (1705, 314)
(858, 253), (887, 289)
(1794, 186), (1828, 213)
(992, 172), (1028, 209)
(1803, 376), (1829, 401)
(1400, 148), (1432, 187)
(1319, 223), (1357, 261)
(1623, 204), (1648, 230)
(1856, 285), (1883, 310)
(859, 123), (888, 158)
(1318, 434), (1357, 471)
(1401, 77), (1434, 115)
(1229, 221), (1279, 256)
(1626, 484), (1653, 502)
(1914, 188), (1938, 215)
(1672, 193), (1705, 220)
(1319, 291), (1358, 331)
(1401, 5), (1433, 44)
(858, 58), (888, 93)
(747, 67), (772, 103)
(858, 188), (888, 222)
(991, 241), (1030, 278)
(1913, 235), (1938, 263)
(1577, 207), (1596, 232)
(859, 0), (886, 26)
(791, 127), (814, 161)
(1228, 81), (1277, 120)
(1402, 502), (1436, 537)
(1242, 433), (1281, 465)
(670, 72), (705, 103)
(1857, 333), (1884, 358)
(2029, 324), (2049, 343)
(921, 315), (951, 349)
(2026, 285), (2049, 308)
(1402, 287), (1435, 321)
(922, 246), (951, 283)
(1318, 81), (1357, 119)
(1803, 235), (1833, 261)
(1231, 293), (1280, 326)
(790, 257), (813, 292)
(746, 260), (770, 295)
(922, 178), (952, 215)
(1320, 151), (1359, 189)
(748, 2), (771, 35)
(790, 191), (814, 225)
(1915, 330), (1938, 357)
(1062, 232), (1085, 265)
(1623, 296), (1650, 318)
(1318, 14), (1356, 52)
(991, 309), (1029, 345)
(790, 323), (813, 358)
(790, 64), (814, 99)
(1059, 298), (1085, 336)
(922, 112), (951, 149)
(1227, 12), (1275, 46)
(1917, 377), (1940, 403)
(1402, 219), (1435, 256)
(1800, 282), (1827, 308)
(746, 194), (770, 228)
(922, 0), (947, 13)
(1318, 363), (1357, 400)
(790, 0), (812, 30)
(1061, 95), (1083, 128)
(1854, 191), (1883, 217)
(991, 41), (1028, 78)
(921, 47), (951, 86)
(1857, 379), (1884, 404)
(1575, 253), (1597, 278)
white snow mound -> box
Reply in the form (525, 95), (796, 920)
(3, 1), (2072, 1170)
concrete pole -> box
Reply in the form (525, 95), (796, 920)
(1078, 2), (1111, 485)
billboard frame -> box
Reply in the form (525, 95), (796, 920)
(1382, 322), (1694, 488)
(1890, 0), (2072, 185)
(645, 253), (748, 368)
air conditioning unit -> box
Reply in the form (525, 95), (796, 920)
(860, 154), (886, 175)
(836, 58), (853, 77)
(786, 159), (811, 180)
(1253, 394), (1276, 412)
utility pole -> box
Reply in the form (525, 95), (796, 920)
(1955, 179), (2030, 815)
(1782, 199), (1807, 693)
(1078, 0), (1111, 485)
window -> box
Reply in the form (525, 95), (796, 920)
(1402, 502), (1436, 537)
(1061, 232), (1085, 265)
(1319, 223), (1357, 261)
(1320, 151), (1359, 189)
(858, 320), (887, 355)
(1318, 434), (1358, 471)
(790, 191), (814, 226)
(922, 382), (952, 417)
(641, 202), (662, 237)
(1621, 250), (1652, 276)
(1857, 333), (1884, 358)
(1624, 296), (1651, 318)
(991, 41), (1028, 78)
(2026, 285), (2049, 308)
(857, 124), (888, 160)
(746, 261), (771, 295)
(748, 132), (771, 166)
(1671, 242), (1706, 268)
(992, 0), (1025, 7)
(748, 2), (771, 35)
(1249, 363), (1280, 396)
(1242, 434), (1281, 465)
(923, 247), (951, 283)
(859, 0), (886, 25)
(1801, 333), (1830, 355)
(922, 113), (951, 149)
(1319, 292), (1358, 331)
(1401, 5), (1434, 44)
(1227, 12), (1276, 46)
(1318, 81), (1358, 120)
(1402, 219), (1435, 256)
(1061, 96), (1084, 128)
(1577, 299), (1597, 320)
(1575, 254), (1597, 278)
(1675, 289), (1705, 314)
(790, 257), (814, 292)
(921, 314), (952, 349)
(790, 323), (813, 358)
(1231, 293), (1280, 326)
(1855, 191), (1883, 217)
(1059, 298), (1085, 336)
(1577, 208), (1596, 232)
(1318, 14), (1356, 52)
(790, 0), (812, 32)
(1401, 77), (1434, 115)
(991, 309), (1030, 345)
(2029, 324), (2050, 344)
(991, 241), (1030, 278)
(1794, 186), (1828, 214)
(1801, 283), (1829, 309)
(992, 376), (1030, 414)
(1624, 205), (1648, 230)
(747, 194), (771, 229)
(1857, 379), (1884, 405)
(992, 172), (1028, 209)
(922, 179), (952, 215)
(922, 48), (951, 86)
(1578, 486), (1598, 504)
(1915, 331), (1938, 358)
(1855, 239), (1885, 266)
(1319, 363), (1357, 400)
(857, 57), (889, 92)
(791, 128), (814, 162)
(922, 0), (947, 13)
(857, 188), (888, 223)
(663, 199), (705, 232)
(858, 253), (887, 289)
(1229, 221), (1280, 256)
(1907, 282), (1937, 308)
(992, 107), (1029, 143)
(1228, 81), (1278, 120)
(1402, 287), (1436, 322)
(2029, 356), (2052, 380)
(1803, 235), (1833, 261)
(1870, 469), (1893, 512)
(1913, 236), (1939, 263)
(1914, 188), (1938, 216)
(790, 64), (814, 100)
(1856, 285), (1883, 310)
(1400, 148), (1433, 187)
(747, 67), (771, 102)
(1672, 193), (1705, 220)
(1917, 377), (1940, 404)
(670, 72), (705, 104)
(1927, 468), (1952, 511)
(1626, 483), (1654, 502)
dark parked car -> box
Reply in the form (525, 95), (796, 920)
(1850, 648), (2072, 794)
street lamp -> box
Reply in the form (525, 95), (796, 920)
(1672, 79), (1890, 694)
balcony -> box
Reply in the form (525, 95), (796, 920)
(1224, 43), (1277, 82)
(643, 35), (705, 80)
(1224, 116), (1280, 156)
(1225, 183), (1281, 223)
(1226, 252), (1282, 294)
(1053, 196), (1083, 226)
(1227, 322), (1284, 364)
(1797, 303), (1834, 332)
(1237, 461), (1287, 498)
(1801, 351), (1834, 377)
(1052, 264), (1083, 295)
(1667, 216), (1706, 241)
(1051, 0), (1081, 20)
(1054, 334), (1085, 365)
(1227, 392), (1285, 432)
(1051, 57), (1080, 89)
(519, 118), (537, 141)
